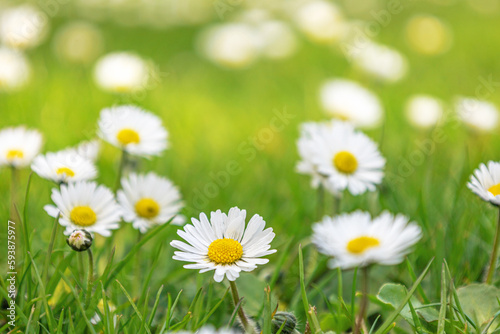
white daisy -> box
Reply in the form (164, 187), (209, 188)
(405, 95), (444, 129)
(0, 47), (30, 91)
(44, 181), (122, 236)
(171, 207), (276, 282)
(0, 126), (43, 168)
(312, 211), (422, 269)
(198, 23), (262, 69)
(291, 0), (345, 44)
(61, 139), (100, 162)
(319, 79), (383, 129)
(117, 172), (185, 233)
(0, 5), (48, 50)
(31, 151), (98, 184)
(93, 52), (152, 93)
(456, 97), (499, 132)
(296, 120), (385, 195)
(53, 21), (104, 64)
(255, 20), (298, 60)
(351, 41), (408, 83)
(467, 161), (500, 206)
(98, 105), (168, 157)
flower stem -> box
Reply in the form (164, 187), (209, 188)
(317, 186), (324, 219)
(229, 280), (255, 333)
(485, 208), (500, 284)
(85, 248), (94, 307)
(354, 266), (369, 334)
(115, 149), (128, 191)
(9, 166), (19, 222)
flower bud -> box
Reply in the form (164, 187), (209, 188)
(272, 312), (298, 334)
(66, 229), (93, 252)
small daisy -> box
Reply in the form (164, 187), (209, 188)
(467, 161), (500, 206)
(456, 97), (499, 132)
(0, 47), (30, 91)
(93, 52), (152, 93)
(31, 150), (98, 184)
(44, 181), (122, 236)
(0, 126), (43, 168)
(117, 172), (185, 233)
(296, 120), (385, 195)
(0, 5), (48, 50)
(98, 105), (168, 157)
(312, 211), (422, 269)
(319, 79), (383, 128)
(405, 95), (444, 129)
(61, 139), (100, 162)
(256, 20), (298, 60)
(53, 21), (104, 64)
(171, 207), (276, 282)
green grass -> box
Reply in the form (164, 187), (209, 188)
(2, 1), (500, 333)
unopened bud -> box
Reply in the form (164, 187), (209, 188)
(66, 229), (93, 252)
(272, 312), (298, 334)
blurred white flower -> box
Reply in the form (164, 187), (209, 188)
(456, 97), (499, 132)
(53, 21), (104, 64)
(296, 120), (385, 195)
(45, 181), (122, 236)
(94, 52), (152, 93)
(468, 161), (500, 206)
(0, 47), (30, 91)
(98, 105), (168, 157)
(406, 15), (452, 55)
(351, 41), (408, 83)
(199, 23), (262, 69)
(312, 211), (422, 269)
(405, 95), (444, 129)
(31, 151), (98, 184)
(0, 5), (48, 50)
(61, 139), (100, 162)
(292, 0), (345, 44)
(319, 79), (383, 128)
(256, 20), (298, 60)
(118, 172), (185, 233)
(0, 126), (42, 168)
(171, 207), (276, 282)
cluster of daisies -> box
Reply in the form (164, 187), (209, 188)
(1, 105), (184, 237)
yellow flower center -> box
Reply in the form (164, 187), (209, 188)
(346, 236), (380, 254)
(489, 183), (500, 197)
(6, 149), (24, 160)
(333, 151), (358, 174)
(207, 238), (243, 264)
(135, 198), (160, 218)
(333, 111), (350, 121)
(70, 206), (97, 227)
(56, 167), (75, 177)
(116, 128), (140, 145)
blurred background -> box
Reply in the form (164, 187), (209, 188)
(1, 0), (500, 322)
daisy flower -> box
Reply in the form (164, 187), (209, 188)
(467, 161), (500, 206)
(171, 207), (276, 282)
(312, 211), (422, 269)
(456, 97), (499, 132)
(44, 181), (122, 236)
(0, 47), (30, 91)
(0, 126), (43, 168)
(31, 150), (98, 184)
(53, 21), (104, 65)
(117, 172), (185, 233)
(319, 79), (383, 128)
(0, 5), (48, 50)
(405, 95), (444, 129)
(296, 120), (385, 195)
(98, 105), (168, 157)
(93, 52), (152, 93)
(61, 139), (100, 162)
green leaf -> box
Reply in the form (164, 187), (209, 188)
(456, 284), (500, 327)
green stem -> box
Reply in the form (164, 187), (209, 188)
(485, 208), (500, 284)
(115, 150), (128, 191)
(317, 186), (324, 220)
(333, 194), (342, 217)
(134, 230), (143, 296)
(85, 249), (94, 307)
(9, 166), (19, 222)
(354, 266), (369, 334)
(229, 280), (255, 333)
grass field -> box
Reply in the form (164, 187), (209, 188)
(2, 0), (500, 333)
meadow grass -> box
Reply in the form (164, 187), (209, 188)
(1, 2), (500, 333)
